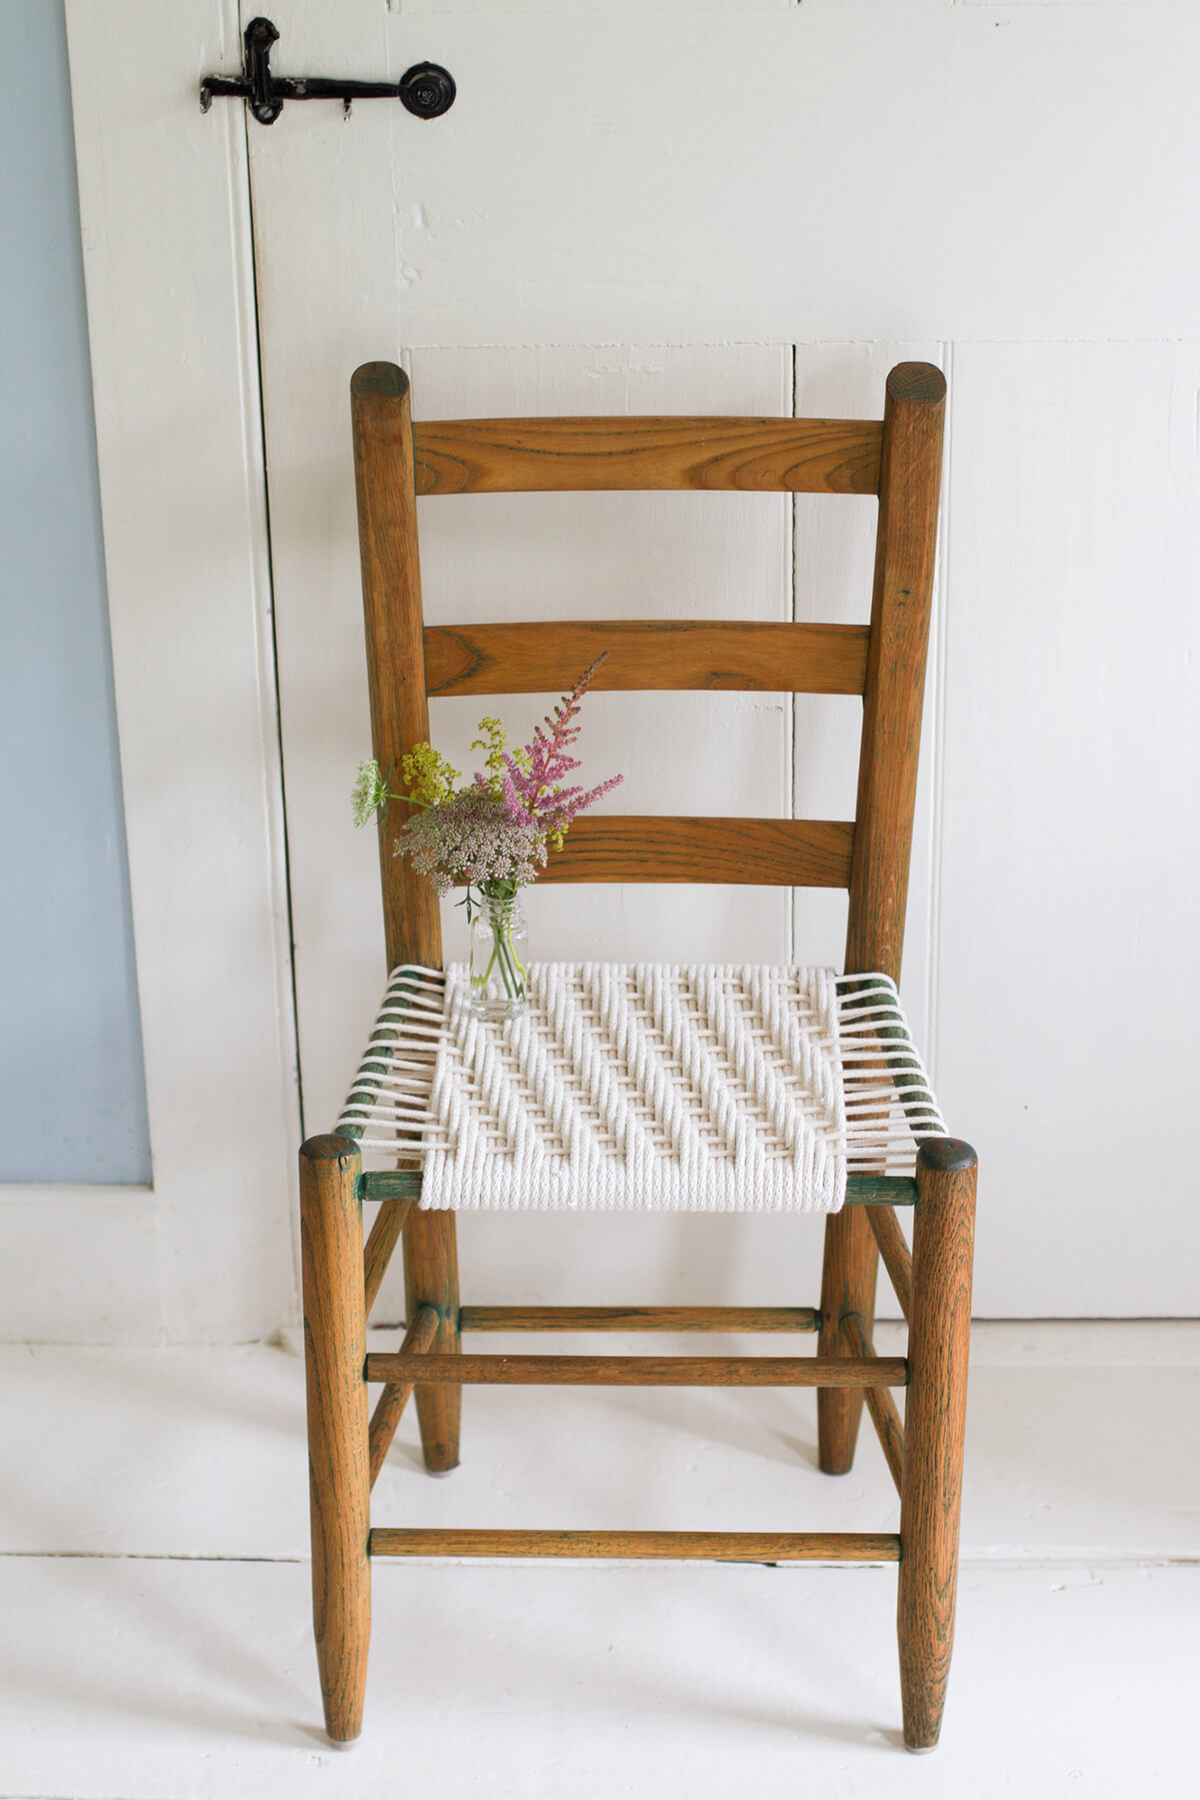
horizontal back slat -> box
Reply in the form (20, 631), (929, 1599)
(425, 621), (869, 697)
(537, 816), (854, 887)
(412, 416), (883, 497)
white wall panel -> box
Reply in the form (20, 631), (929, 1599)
(0, 1193), (163, 1345)
(937, 341), (1200, 1314)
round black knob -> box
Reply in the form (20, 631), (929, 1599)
(399, 63), (456, 120)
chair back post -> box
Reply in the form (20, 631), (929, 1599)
(844, 363), (947, 982)
(351, 362), (443, 972)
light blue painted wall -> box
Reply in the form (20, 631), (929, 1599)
(0, 1), (151, 1184)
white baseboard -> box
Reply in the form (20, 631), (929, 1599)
(0, 1186), (163, 1343)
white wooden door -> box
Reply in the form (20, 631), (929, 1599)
(243, 2), (939, 1322)
(246, 5), (855, 1321)
(244, 0), (1200, 1321)
(65, 0), (1200, 1334)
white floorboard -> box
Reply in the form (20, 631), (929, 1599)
(1, 1324), (1196, 1795)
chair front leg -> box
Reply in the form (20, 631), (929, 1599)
(817, 1208), (879, 1473)
(897, 1137), (977, 1751)
(300, 1134), (371, 1745)
(403, 1208), (462, 1473)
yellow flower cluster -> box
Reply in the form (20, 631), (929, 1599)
(400, 742), (461, 809)
(470, 717), (507, 797)
(471, 716), (532, 798)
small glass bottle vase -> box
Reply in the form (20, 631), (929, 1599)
(468, 893), (529, 1021)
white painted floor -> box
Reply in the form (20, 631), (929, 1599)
(1, 1322), (1197, 1798)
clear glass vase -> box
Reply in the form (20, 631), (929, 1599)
(468, 892), (528, 1020)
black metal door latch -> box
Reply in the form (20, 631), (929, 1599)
(200, 17), (456, 125)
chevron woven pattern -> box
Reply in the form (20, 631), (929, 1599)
(337, 963), (945, 1213)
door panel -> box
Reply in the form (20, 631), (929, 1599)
(246, 0), (1200, 1320)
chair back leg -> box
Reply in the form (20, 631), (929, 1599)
(404, 1209), (462, 1472)
(817, 1208), (880, 1473)
(301, 1134), (372, 1744)
(897, 1137), (977, 1751)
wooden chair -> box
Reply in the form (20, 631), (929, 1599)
(300, 360), (976, 1751)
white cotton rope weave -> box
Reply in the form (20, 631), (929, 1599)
(336, 963), (946, 1213)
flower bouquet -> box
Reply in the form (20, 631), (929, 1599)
(353, 657), (621, 1018)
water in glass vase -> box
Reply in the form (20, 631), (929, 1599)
(468, 891), (528, 1020)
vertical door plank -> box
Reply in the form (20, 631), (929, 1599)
(937, 341), (1200, 1315)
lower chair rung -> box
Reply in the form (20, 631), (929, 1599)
(364, 1352), (907, 1388)
(460, 1304), (821, 1333)
(370, 1528), (900, 1562)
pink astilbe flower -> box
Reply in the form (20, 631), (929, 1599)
(499, 656), (622, 845)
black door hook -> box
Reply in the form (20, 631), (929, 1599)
(200, 18), (456, 125)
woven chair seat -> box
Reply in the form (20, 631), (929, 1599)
(337, 962), (945, 1214)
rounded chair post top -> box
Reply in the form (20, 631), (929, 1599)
(916, 1135), (977, 1174)
(300, 1132), (362, 1164)
(351, 361), (409, 401)
(885, 362), (946, 408)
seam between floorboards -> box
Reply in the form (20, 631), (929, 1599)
(0, 1550), (305, 1564)
(1, 1550), (1196, 1569)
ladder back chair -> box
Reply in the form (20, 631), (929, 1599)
(300, 360), (977, 1751)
